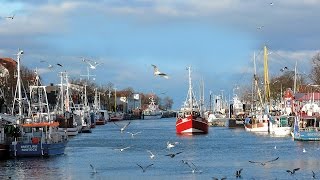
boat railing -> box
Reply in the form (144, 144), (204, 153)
(300, 127), (320, 132)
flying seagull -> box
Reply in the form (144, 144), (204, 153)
(136, 163), (154, 173)
(303, 148), (307, 153)
(147, 150), (155, 159)
(257, 26), (264, 30)
(6, 14), (15, 19)
(151, 64), (169, 79)
(184, 161), (202, 174)
(312, 170), (316, 179)
(286, 168), (300, 175)
(166, 141), (178, 150)
(235, 168), (243, 178)
(82, 58), (102, 69)
(127, 131), (141, 138)
(56, 63), (63, 67)
(165, 151), (182, 158)
(40, 60), (53, 69)
(249, 157), (279, 166)
(114, 146), (132, 152)
(90, 164), (97, 174)
(113, 121), (131, 133)
(212, 177), (227, 180)
(280, 67), (288, 72)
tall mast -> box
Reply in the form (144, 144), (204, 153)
(11, 50), (24, 120)
(253, 51), (263, 108)
(17, 50), (23, 118)
(65, 72), (70, 112)
(60, 72), (64, 113)
(114, 87), (117, 112)
(187, 67), (193, 109)
(293, 60), (297, 94)
(263, 45), (270, 106)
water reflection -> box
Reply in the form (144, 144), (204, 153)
(0, 118), (320, 179)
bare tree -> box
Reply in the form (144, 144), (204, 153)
(311, 52), (320, 85)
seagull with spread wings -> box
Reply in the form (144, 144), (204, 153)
(249, 157), (279, 166)
(90, 164), (97, 174)
(151, 64), (169, 79)
(184, 161), (202, 174)
(286, 168), (300, 175)
(127, 131), (141, 138)
(136, 163), (154, 173)
(114, 146), (132, 152)
(113, 121), (131, 133)
(235, 168), (243, 178)
(82, 58), (102, 69)
(5, 14), (15, 19)
(147, 150), (155, 159)
(40, 60), (54, 70)
(165, 151), (182, 158)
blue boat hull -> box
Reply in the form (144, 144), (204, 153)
(293, 131), (320, 141)
(10, 142), (66, 157)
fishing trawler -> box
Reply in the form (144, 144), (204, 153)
(142, 95), (162, 120)
(176, 67), (208, 135)
(9, 50), (67, 157)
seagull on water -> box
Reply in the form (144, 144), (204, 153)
(127, 131), (141, 138)
(82, 58), (102, 69)
(303, 148), (307, 153)
(114, 146), (132, 152)
(137, 163), (154, 173)
(235, 168), (243, 178)
(90, 164), (97, 173)
(147, 150), (155, 159)
(270, 2), (274, 6)
(165, 151), (182, 158)
(151, 64), (169, 79)
(249, 157), (279, 166)
(113, 121), (131, 133)
(286, 168), (300, 175)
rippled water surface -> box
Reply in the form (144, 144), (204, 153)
(1, 117), (320, 180)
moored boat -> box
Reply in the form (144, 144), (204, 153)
(292, 115), (320, 141)
(95, 110), (108, 125)
(142, 95), (162, 120)
(9, 50), (67, 157)
(109, 112), (124, 121)
(10, 120), (67, 157)
(176, 67), (208, 135)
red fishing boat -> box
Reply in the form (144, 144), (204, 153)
(176, 67), (208, 135)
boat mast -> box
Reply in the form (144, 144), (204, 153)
(293, 60), (297, 94)
(263, 45), (271, 108)
(59, 71), (64, 114)
(253, 51), (263, 109)
(11, 50), (26, 121)
(114, 87), (117, 112)
(187, 67), (193, 110)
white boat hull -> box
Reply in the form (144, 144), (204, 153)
(58, 127), (78, 136)
(270, 127), (292, 136)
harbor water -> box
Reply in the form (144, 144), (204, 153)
(1, 117), (320, 180)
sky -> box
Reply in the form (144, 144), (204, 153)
(0, 0), (319, 109)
